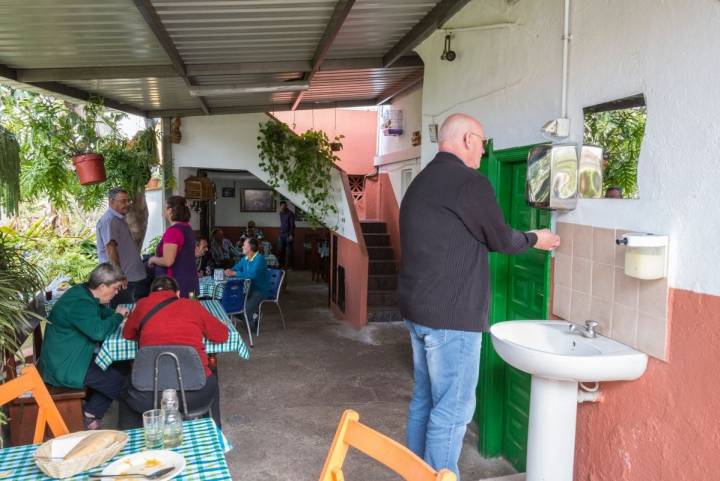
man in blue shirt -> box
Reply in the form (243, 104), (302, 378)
(96, 188), (148, 307)
(224, 238), (270, 331)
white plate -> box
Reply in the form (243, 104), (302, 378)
(100, 450), (185, 480)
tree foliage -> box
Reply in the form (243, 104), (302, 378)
(584, 107), (646, 199)
(0, 87), (164, 213)
(0, 125), (20, 216)
(257, 121), (341, 227)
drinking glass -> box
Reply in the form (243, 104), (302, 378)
(143, 409), (164, 449)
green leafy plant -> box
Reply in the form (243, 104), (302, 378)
(0, 125), (20, 215)
(144, 235), (162, 256)
(0, 231), (47, 374)
(584, 107), (646, 199)
(0, 231), (47, 432)
(0, 87), (170, 244)
(257, 121), (341, 227)
(0, 219), (97, 284)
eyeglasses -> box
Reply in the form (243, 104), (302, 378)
(469, 132), (488, 150)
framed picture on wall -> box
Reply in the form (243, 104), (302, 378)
(221, 187), (235, 198)
(242, 189), (276, 212)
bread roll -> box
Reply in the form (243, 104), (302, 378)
(64, 431), (123, 460)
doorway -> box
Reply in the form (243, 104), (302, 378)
(475, 140), (552, 471)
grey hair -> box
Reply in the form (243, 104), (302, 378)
(87, 263), (126, 289)
(108, 187), (128, 201)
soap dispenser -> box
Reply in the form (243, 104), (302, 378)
(616, 233), (669, 280)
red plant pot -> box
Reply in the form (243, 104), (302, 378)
(72, 153), (106, 185)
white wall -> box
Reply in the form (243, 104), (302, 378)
(172, 113), (357, 242)
(142, 189), (165, 251)
(376, 84), (424, 203)
(207, 171), (311, 228)
(377, 84), (424, 155)
(416, 0), (720, 296)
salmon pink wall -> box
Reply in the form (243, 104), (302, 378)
(329, 169), (368, 328)
(364, 174), (400, 265)
(574, 288), (720, 481)
(274, 108), (377, 175)
(332, 234), (368, 328)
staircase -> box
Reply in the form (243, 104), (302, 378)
(361, 221), (402, 323)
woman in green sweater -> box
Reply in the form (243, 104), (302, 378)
(39, 263), (129, 429)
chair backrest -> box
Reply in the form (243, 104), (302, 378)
(132, 345), (207, 394)
(267, 268), (285, 301)
(318, 410), (456, 481)
(0, 365), (69, 444)
(221, 278), (247, 313)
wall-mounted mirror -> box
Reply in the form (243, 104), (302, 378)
(578, 145), (604, 198)
(527, 144), (578, 210)
(583, 94), (646, 199)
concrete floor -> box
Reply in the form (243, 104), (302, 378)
(215, 270), (517, 481)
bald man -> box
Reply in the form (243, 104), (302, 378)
(399, 113), (560, 478)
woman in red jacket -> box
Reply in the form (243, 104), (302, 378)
(119, 276), (228, 428)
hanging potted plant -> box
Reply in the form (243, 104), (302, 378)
(62, 99), (110, 185)
(257, 120), (341, 228)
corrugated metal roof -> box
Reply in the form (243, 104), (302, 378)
(327, 0), (441, 59)
(64, 77), (199, 110)
(153, 0), (336, 64)
(0, 0), (444, 115)
(0, 0), (169, 68)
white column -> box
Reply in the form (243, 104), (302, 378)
(526, 377), (578, 481)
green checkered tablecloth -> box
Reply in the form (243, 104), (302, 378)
(199, 276), (227, 299)
(95, 300), (250, 370)
(0, 418), (232, 481)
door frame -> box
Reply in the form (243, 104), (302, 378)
(475, 140), (552, 460)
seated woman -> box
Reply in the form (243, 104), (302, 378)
(224, 237), (271, 332)
(120, 276), (228, 428)
(39, 263), (129, 430)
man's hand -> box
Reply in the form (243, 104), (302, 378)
(115, 306), (130, 318)
(224, 269), (235, 277)
(530, 229), (561, 251)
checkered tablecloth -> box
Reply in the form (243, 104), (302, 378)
(199, 276), (227, 299)
(0, 418), (232, 481)
(95, 300), (250, 370)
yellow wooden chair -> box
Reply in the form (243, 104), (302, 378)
(0, 365), (69, 444)
(318, 409), (457, 481)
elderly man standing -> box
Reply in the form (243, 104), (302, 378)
(399, 114), (561, 478)
(96, 188), (148, 306)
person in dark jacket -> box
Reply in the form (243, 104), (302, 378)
(39, 263), (129, 429)
(278, 201), (295, 269)
(148, 195), (199, 298)
(399, 113), (560, 478)
(120, 276), (228, 428)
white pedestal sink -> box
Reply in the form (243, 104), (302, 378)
(490, 321), (648, 481)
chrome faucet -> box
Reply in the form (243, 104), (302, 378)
(568, 320), (600, 338)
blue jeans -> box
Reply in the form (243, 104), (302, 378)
(404, 320), (483, 479)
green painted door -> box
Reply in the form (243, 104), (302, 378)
(476, 141), (551, 472)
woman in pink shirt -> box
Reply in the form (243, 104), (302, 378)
(148, 196), (199, 297)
